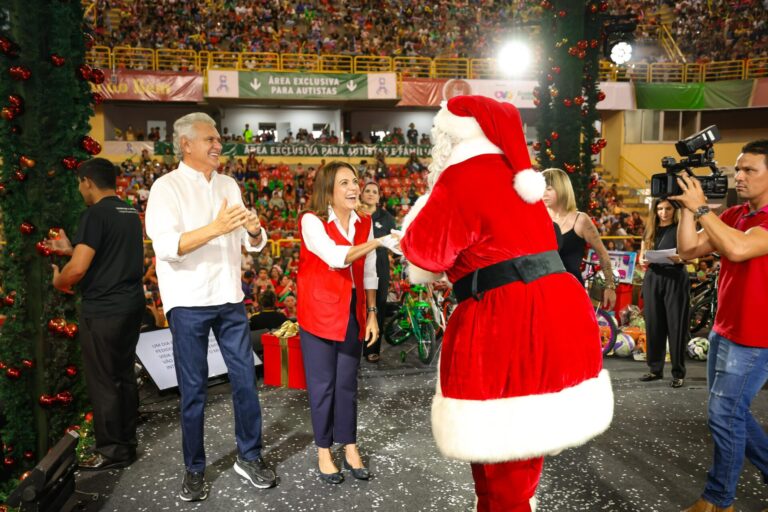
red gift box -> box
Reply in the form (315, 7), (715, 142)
(613, 283), (634, 314)
(262, 332), (306, 389)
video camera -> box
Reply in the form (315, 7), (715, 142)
(650, 125), (728, 199)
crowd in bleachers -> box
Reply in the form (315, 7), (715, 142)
(91, 0), (767, 65)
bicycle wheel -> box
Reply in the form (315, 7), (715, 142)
(415, 320), (437, 364)
(595, 308), (619, 355)
(384, 312), (412, 346)
(689, 298), (712, 335)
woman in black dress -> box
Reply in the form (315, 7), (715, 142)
(639, 199), (690, 388)
(542, 168), (617, 310)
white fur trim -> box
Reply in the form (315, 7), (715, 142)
(445, 137), (503, 168)
(401, 193), (444, 283)
(432, 370), (614, 463)
(434, 101), (485, 141)
(514, 168), (546, 204)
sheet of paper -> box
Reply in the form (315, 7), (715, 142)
(644, 249), (677, 264)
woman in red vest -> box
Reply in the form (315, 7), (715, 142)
(297, 161), (398, 484)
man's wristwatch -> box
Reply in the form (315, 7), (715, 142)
(247, 228), (262, 238)
(367, 306), (378, 313)
(693, 205), (711, 220)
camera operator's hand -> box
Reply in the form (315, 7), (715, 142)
(669, 173), (707, 212)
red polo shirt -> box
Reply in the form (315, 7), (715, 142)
(712, 203), (768, 347)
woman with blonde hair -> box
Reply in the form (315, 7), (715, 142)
(542, 168), (617, 310)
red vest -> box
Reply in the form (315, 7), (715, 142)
(297, 212), (371, 341)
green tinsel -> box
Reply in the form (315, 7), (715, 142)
(0, 0), (95, 501)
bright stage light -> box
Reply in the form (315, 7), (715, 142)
(610, 42), (633, 65)
(498, 40), (531, 77)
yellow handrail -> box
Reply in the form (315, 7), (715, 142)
(619, 156), (650, 189)
(80, 46), (768, 83)
(659, 23), (687, 64)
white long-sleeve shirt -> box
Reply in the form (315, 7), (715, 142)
(145, 161), (267, 312)
(301, 208), (378, 290)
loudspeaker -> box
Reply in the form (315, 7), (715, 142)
(7, 431), (79, 512)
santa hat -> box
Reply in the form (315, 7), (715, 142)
(433, 95), (545, 203)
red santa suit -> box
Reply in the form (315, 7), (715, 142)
(400, 96), (613, 512)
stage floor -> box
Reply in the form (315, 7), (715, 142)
(76, 345), (768, 512)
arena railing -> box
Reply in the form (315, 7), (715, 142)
(85, 46), (768, 83)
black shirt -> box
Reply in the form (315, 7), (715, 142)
(72, 196), (145, 318)
(249, 310), (288, 331)
(371, 208), (397, 287)
(649, 223), (683, 271)
(557, 213), (586, 285)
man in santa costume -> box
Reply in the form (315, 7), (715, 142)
(399, 95), (614, 511)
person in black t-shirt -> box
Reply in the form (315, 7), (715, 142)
(249, 290), (287, 331)
(48, 158), (144, 470)
(638, 198), (690, 388)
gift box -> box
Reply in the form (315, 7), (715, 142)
(262, 321), (306, 389)
(613, 283), (634, 315)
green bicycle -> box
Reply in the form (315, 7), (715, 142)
(383, 283), (440, 364)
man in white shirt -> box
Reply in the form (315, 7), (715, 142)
(145, 113), (276, 502)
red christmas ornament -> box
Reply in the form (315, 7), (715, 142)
(564, 163), (576, 173)
(38, 395), (56, 408)
(597, 91), (606, 101)
(19, 155), (35, 168)
(61, 156), (79, 170)
(64, 365), (78, 378)
(21, 359), (34, 369)
(550, 131), (559, 141)
(567, 47), (578, 56)
(590, 39), (600, 49)
(84, 411), (94, 422)
(20, 221), (35, 235)
(13, 169), (27, 181)
(577, 50), (586, 59)
(89, 68), (105, 85)
(81, 136), (102, 155)
(36, 241), (52, 257)
(48, 317), (66, 333)
(0, 182), (5, 194)
(3, 293), (15, 306)
(8, 94), (23, 108)
(0, 36), (12, 54)
(589, 3), (598, 13)
(563, 98), (573, 107)
(558, 10), (566, 18)
(83, 32), (95, 49)
(64, 323), (79, 339)
(545, 139), (552, 148)
(590, 200), (599, 210)
(599, 2), (608, 11)
(9, 66), (31, 81)
(591, 144), (601, 155)
(50, 54), (66, 67)
(77, 64), (93, 81)
(1, 106), (18, 121)
(546, 73), (553, 82)
(0, 361), (5, 370)
(56, 391), (74, 407)
(23, 450), (33, 461)
(5, 368), (21, 380)
(574, 96), (585, 106)
(551, 66), (561, 74)
(91, 92), (104, 105)
(598, 138), (607, 148)
(577, 40), (588, 51)
(4, 456), (15, 468)
(540, 0), (552, 9)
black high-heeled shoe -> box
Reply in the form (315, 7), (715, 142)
(343, 458), (371, 480)
(318, 469), (344, 484)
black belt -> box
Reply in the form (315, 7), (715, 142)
(453, 250), (565, 303)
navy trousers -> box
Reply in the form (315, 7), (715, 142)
(167, 302), (263, 472)
(300, 296), (362, 448)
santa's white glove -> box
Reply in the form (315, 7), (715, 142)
(378, 233), (402, 255)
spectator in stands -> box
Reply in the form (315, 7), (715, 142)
(125, 125), (136, 141)
(254, 267), (273, 294)
(249, 290), (287, 332)
(243, 123), (253, 143)
(242, 270), (256, 301)
(405, 152), (426, 173)
(419, 133), (431, 146)
(281, 294), (297, 321)
(407, 123), (418, 145)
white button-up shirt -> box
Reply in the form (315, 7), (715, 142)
(145, 161), (267, 312)
(301, 208), (378, 290)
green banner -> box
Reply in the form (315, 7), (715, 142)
(634, 80), (754, 110)
(238, 72), (369, 100)
(154, 142), (431, 158)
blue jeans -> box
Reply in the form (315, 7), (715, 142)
(702, 331), (768, 506)
(167, 302), (263, 472)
